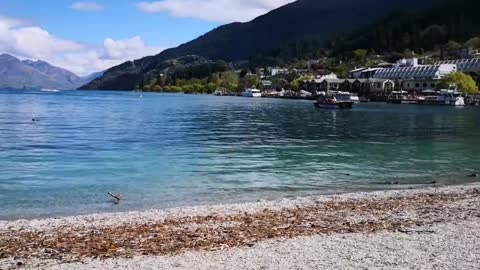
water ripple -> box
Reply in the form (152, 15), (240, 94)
(0, 89), (480, 219)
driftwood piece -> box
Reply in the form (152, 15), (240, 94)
(108, 192), (122, 204)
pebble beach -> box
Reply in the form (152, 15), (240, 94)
(1, 183), (480, 269)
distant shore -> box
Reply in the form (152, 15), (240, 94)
(1, 183), (479, 269)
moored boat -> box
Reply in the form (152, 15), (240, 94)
(41, 88), (60, 92)
(418, 88), (465, 106)
(335, 91), (360, 104)
(314, 92), (354, 109)
(241, 88), (262, 98)
(387, 91), (418, 104)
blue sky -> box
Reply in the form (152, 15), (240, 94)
(0, 0), (293, 75)
(0, 0), (216, 48)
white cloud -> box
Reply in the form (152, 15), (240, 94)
(135, 0), (295, 23)
(70, 1), (104, 12)
(0, 16), (163, 76)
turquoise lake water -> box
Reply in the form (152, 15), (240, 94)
(1, 89), (480, 219)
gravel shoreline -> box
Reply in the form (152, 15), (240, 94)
(1, 183), (480, 269)
(18, 219), (480, 270)
(2, 183), (479, 232)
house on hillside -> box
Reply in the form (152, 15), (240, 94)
(268, 67), (289, 76)
(440, 47), (474, 60)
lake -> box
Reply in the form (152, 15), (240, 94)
(1, 89), (479, 219)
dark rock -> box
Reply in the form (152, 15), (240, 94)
(430, 181), (437, 184)
(468, 173), (479, 178)
(16, 261), (23, 266)
(470, 188), (480, 195)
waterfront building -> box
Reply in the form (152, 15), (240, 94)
(340, 79), (357, 92)
(303, 73), (339, 94)
(435, 58), (480, 73)
(372, 64), (456, 80)
(400, 80), (438, 92)
(362, 79), (395, 98)
(350, 67), (383, 79)
(349, 67), (367, 79)
(319, 78), (346, 92)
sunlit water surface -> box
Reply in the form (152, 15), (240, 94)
(1, 89), (479, 219)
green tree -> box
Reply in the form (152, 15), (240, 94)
(289, 78), (303, 92)
(206, 83), (217, 93)
(436, 72), (478, 94)
(446, 40), (462, 49)
(352, 49), (368, 62)
(465, 37), (480, 49)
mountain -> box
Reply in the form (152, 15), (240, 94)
(81, 0), (445, 90)
(22, 59), (86, 89)
(332, 0), (480, 55)
(82, 71), (104, 82)
(0, 54), (94, 90)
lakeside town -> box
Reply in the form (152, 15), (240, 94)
(208, 46), (480, 107)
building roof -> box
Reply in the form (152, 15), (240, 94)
(372, 65), (455, 80)
(323, 79), (345, 84)
(366, 78), (394, 83)
(362, 68), (383, 73)
(435, 58), (480, 72)
(350, 67), (367, 73)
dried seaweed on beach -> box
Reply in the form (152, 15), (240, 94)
(1, 188), (479, 263)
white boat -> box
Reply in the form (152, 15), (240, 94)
(41, 88), (60, 92)
(419, 88), (465, 106)
(329, 91), (359, 103)
(314, 92), (354, 109)
(242, 88), (262, 98)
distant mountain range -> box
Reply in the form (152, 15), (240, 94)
(0, 54), (102, 90)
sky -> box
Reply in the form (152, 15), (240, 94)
(0, 0), (294, 76)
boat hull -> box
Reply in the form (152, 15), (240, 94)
(314, 102), (354, 109)
(387, 99), (418, 104)
(418, 98), (465, 106)
(242, 93), (262, 98)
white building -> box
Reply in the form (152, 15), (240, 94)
(435, 58), (480, 72)
(395, 58), (419, 67)
(268, 68), (289, 76)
